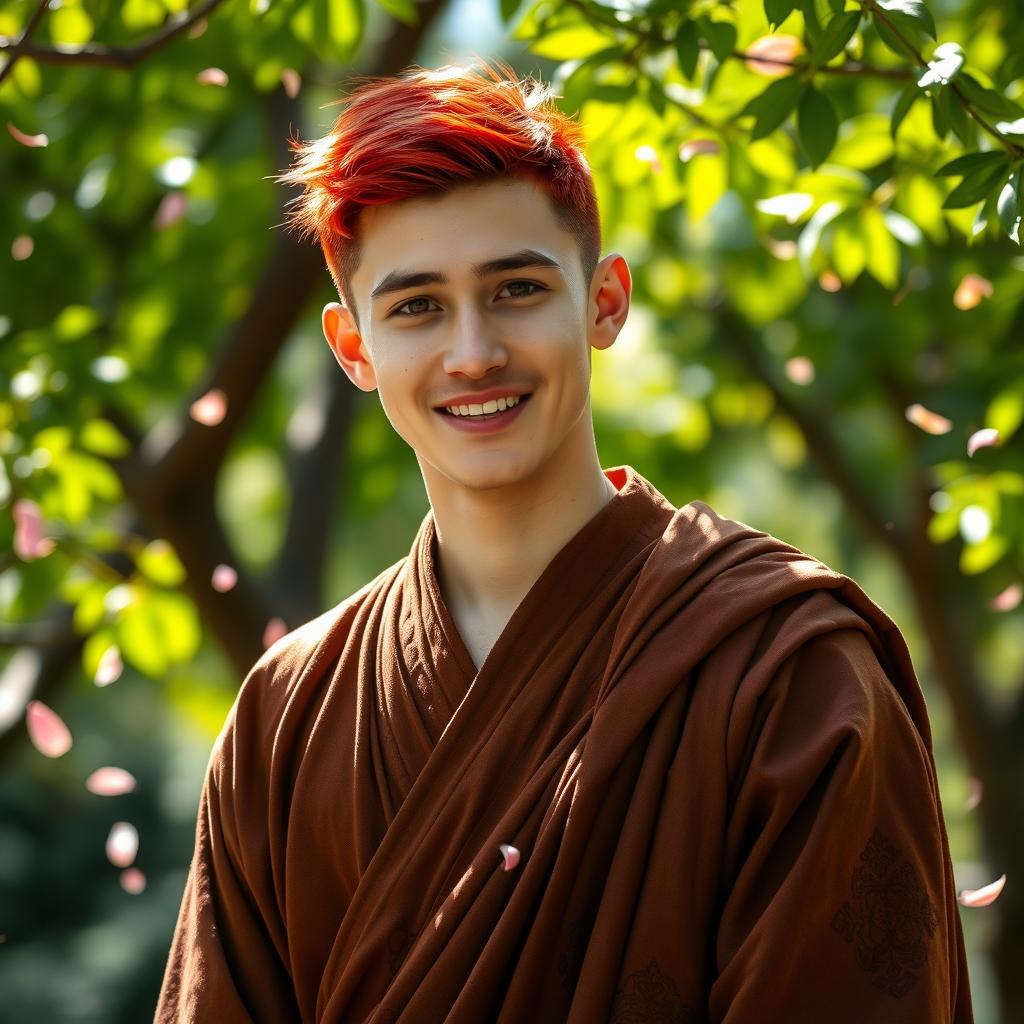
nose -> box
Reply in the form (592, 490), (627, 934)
(441, 303), (508, 378)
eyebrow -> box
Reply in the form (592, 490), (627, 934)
(369, 248), (563, 301)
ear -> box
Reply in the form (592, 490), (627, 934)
(587, 253), (632, 352)
(322, 303), (377, 392)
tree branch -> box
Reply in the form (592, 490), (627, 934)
(0, 0), (49, 85)
(0, 0), (226, 70)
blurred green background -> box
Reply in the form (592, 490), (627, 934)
(2, 0), (1022, 1020)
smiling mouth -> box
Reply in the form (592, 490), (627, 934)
(436, 394), (532, 418)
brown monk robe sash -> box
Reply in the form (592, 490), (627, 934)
(154, 464), (972, 1024)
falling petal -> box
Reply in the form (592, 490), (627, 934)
(953, 273), (993, 310)
(12, 499), (55, 560)
(190, 388), (228, 426)
(958, 873), (1006, 908)
(153, 191), (188, 230)
(785, 356), (815, 385)
(263, 617), (288, 649)
(634, 144), (662, 174)
(196, 67), (229, 87)
(819, 270), (842, 292)
(25, 700), (72, 757)
(499, 843), (520, 871)
(967, 428), (1000, 457)
(965, 776), (983, 812)
(991, 583), (1022, 612)
(678, 139), (720, 162)
(906, 403), (953, 435)
(765, 237), (798, 260)
(7, 122), (48, 147)
(211, 564), (238, 592)
(120, 868), (146, 894)
(106, 822), (139, 868)
(94, 645), (123, 687)
(12, 235), (34, 261)
(280, 69), (302, 99)
(86, 767), (137, 796)
(744, 35), (804, 77)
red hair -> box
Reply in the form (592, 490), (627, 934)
(274, 59), (601, 320)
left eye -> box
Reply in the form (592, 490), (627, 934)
(497, 280), (545, 299)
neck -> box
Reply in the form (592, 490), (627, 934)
(424, 436), (619, 630)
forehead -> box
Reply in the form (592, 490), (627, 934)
(351, 176), (578, 295)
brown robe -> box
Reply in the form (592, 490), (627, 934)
(155, 464), (974, 1023)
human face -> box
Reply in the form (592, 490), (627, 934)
(322, 176), (630, 498)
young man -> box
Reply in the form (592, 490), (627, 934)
(155, 61), (973, 1023)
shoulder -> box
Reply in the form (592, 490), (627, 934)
(212, 558), (406, 763)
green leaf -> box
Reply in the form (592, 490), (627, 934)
(797, 85), (838, 167)
(499, 0), (527, 23)
(831, 214), (866, 282)
(875, 0), (936, 40)
(740, 76), (806, 141)
(997, 170), (1023, 243)
(987, 380), (1024, 440)
(863, 206), (901, 288)
(934, 151), (1008, 177)
(957, 74), (1023, 119)
(700, 17), (738, 63)
(961, 534), (1008, 575)
(675, 20), (700, 79)
(136, 539), (187, 587)
(813, 10), (860, 64)
(530, 23), (615, 60)
(79, 419), (131, 458)
(373, 0), (417, 25)
(941, 160), (1011, 209)
(890, 85), (917, 138)
(995, 117), (1024, 136)
(917, 41), (964, 88)
(765, 0), (797, 27)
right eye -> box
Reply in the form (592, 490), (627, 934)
(391, 296), (439, 318)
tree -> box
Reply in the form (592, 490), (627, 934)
(2, 0), (1020, 1019)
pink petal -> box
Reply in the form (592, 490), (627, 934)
(785, 356), (815, 385)
(153, 191), (188, 230)
(12, 499), (55, 560)
(678, 139), (720, 162)
(953, 273), (993, 310)
(94, 645), (123, 687)
(958, 873), (1006, 908)
(106, 822), (139, 868)
(262, 616), (288, 649)
(744, 35), (804, 77)
(991, 584), (1022, 612)
(499, 843), (520, 871)
(818, 270), (842, 292)
(7, 122), (48, 147)
(86, 767), (137, 796)
(25, 700), (72, 757)
(967, 428), (1000, 457)
(965, 776), (983, 812)
(280, 69), (302, 99)
(120, 868), (147, 894)
(12, 235), (34, 261)
(189, 388), (228, 426)
(211, 563), (238, 592)
(905, 403), (953, 435)
(196, 67), (228, 87)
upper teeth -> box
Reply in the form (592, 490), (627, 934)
(445, 395), (522, 416)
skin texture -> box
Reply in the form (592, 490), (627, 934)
(321, 176), (632, 669)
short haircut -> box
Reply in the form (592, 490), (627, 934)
(274, 59), (601, 324)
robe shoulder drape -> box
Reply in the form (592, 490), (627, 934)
(155, 465), (973, 1024)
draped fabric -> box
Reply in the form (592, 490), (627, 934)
(155, 464), (973, 1023)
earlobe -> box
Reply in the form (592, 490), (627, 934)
(322, 302), (377, 392)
